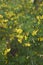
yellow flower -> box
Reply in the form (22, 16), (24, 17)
(2, 23), (7, 28)
(16, 35), (23, 39)
(0, 14), (3, 18)
(40, 3), (43, 6)
(18, 38), (22, 43)
(38, 37), (43, 41)
(17, 35), (24, 43)
(4, 19), (8, 22)
(5, 11), (15, 18)
(32, 30), (38, 36)
(23, 43), (31, 47)
(37, 15), (43, 20)
(40, 15), (43, 19)
(4, 48), (11, 55)
(15, 28), (23, 34)
(36, 16), (40, 20)
(41, 15), (43, 19)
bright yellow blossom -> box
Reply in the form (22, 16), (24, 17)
(37, 15), (43, 20)
(4, 48), (11, 55)
(4, 19), (8, 22)
(40, 15), (43, 19)
(5, 11), (15, 18)
(40, 3), (43, 6)
(0, 14), (3, 18)
(16, 35), (23, 39)
(23, 43), (31, 47)
(36, 16), (40, 20)
(18, 38), (22, 43)
(38, 37), (43, 41)
(16, 35), (24, 43)
(15, 28), (23, 34)
(32, 30), (38, 36)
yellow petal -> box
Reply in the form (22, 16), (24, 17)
(23, 43), (31, 47)
(15, 28), (23, 34)
(32, 30), (38, 36)
(4, 48), (11, 55)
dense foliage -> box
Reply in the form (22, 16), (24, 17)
(0, 0), (43, 65)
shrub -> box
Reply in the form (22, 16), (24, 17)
(0, 0), (43, 65)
